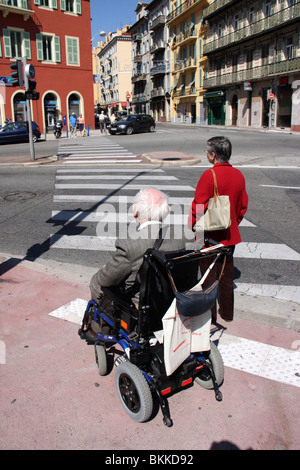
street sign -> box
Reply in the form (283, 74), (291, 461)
(126, 93), (131, 100)
(25, 64), (35, 79)
(269, 93), (275, 100)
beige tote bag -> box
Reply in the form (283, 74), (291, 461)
(194, 169), (231, 232)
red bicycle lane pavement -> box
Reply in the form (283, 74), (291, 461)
(0, 254), (299, 451)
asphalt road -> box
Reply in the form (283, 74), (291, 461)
(0, 164), (299, 290)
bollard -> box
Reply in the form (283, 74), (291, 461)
(88, 124), (90, 136)
(66, 126), (69, 138)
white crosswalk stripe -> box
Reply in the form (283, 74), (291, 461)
(50, 167), (300, 303)
(57, 138), (142, 164)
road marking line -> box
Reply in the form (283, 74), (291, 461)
(235, 242), (300, 260)
(48, 298), (300, 388)
(55, 183), (195, 191)
(235, 283), (300, 304)
(260, 185), (300, 190)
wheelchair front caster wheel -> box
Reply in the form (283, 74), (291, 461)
(95, 344), (108, 376)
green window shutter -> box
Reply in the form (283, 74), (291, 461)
(21, 0), (28, 8)
(3, 29), (12, 58)
(34, 0), (40, 5)
(54, 36), (61, 62)
(23, 31), (31, 60)
(76, 0), (81, 14)
(36, 33), (43, 61)
(67, 37), (79, 64)
(52, 0), (58, 8)
(60, 0), (66, 11)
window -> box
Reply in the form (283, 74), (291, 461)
(3, 28), (31, 59)
(234, 14), (239, 31)
(36, 33), (61, 62)
(66, 36), (80, 65)
(265, 1), (271, 17)
(60, 0), (81, 14)
(248, 7), (254, 24)
(34, 0), (58, 8)
(285, 37), (293, 59)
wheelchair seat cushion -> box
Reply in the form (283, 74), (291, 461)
(175, 280), (219, 317)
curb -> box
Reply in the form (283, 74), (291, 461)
(142, 151), (201, 166)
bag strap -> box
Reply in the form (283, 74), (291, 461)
(211, 169), (219, 202)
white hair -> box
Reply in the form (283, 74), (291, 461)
(133, 187), (170, 222)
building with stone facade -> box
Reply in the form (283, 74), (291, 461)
(202, 0), (300, 131)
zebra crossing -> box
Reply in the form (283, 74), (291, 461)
(50, 167), (300, 304)
(57, 137), (142, 164)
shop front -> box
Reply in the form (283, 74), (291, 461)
(204, 90), (225, 126)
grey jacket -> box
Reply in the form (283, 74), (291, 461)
(90, 223), (186, 302)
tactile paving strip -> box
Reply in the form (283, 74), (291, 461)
(49, 298), (300, 388)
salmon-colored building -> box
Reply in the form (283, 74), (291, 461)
(0, 0), (94, 133)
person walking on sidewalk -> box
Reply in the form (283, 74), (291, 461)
(69, 113), (77, 138)
(188, 136), (249, 324)
(78, 114), (85, 137)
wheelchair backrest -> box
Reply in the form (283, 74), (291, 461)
(137, 248), (200, 333)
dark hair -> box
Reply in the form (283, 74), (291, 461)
(206, 136), (232, 162)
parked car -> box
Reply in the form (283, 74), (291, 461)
(109, 114), (155, 135)
(0, 121), (41, 144)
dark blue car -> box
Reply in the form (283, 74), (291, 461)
(0, 121), (41, 144)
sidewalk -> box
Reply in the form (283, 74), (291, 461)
(0, 252), (299, 450)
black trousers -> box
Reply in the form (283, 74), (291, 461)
(199, 247), (235, 322)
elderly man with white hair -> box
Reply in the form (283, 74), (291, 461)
(90, 187), (185, 304)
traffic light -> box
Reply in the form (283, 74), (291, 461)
(10, 60), (23, 87)
(28, 80), (36, 91)
(25, 79), (39, 100)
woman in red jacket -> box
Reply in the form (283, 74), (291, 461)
(188, 136), (249, 324)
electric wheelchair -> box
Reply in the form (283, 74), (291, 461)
(78, 239), (232, 427)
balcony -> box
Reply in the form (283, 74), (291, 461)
(174, 57), (197, 72)
(203, 0), (238, 19)
(151, 87), (165, 98)
(167, 0), (203, 23)
(0, 0), (34, 20)
(204, 3), (300, 54)
(150, 14), (166, 30)
(131, 72), (147, 83)
(203, 57), (300, 88)
(173, 28), (197, 48)
(150, 61), (166, 75)
(150, 40), (165, 54)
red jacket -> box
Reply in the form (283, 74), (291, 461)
(188, 163), (249, 246)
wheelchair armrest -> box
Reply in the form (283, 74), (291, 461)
(101, 286), (136, 310)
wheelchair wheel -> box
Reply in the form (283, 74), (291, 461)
(95, 344), (108, 376)
(195, 341), (224, 390)
(115, 360), (153, 423)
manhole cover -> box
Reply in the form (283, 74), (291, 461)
(4, 191), (37, 202)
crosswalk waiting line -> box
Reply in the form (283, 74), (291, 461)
(48, 298), (300, 388)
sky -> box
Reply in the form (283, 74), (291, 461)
(90, 0), (142, 47)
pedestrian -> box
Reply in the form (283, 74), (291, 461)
(188, 136), (249, 325)
(98, 110), (106, 134)
(89, 187), (185, 304)
(78, 114), (85, 137)
(69, 112), (77, 138)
